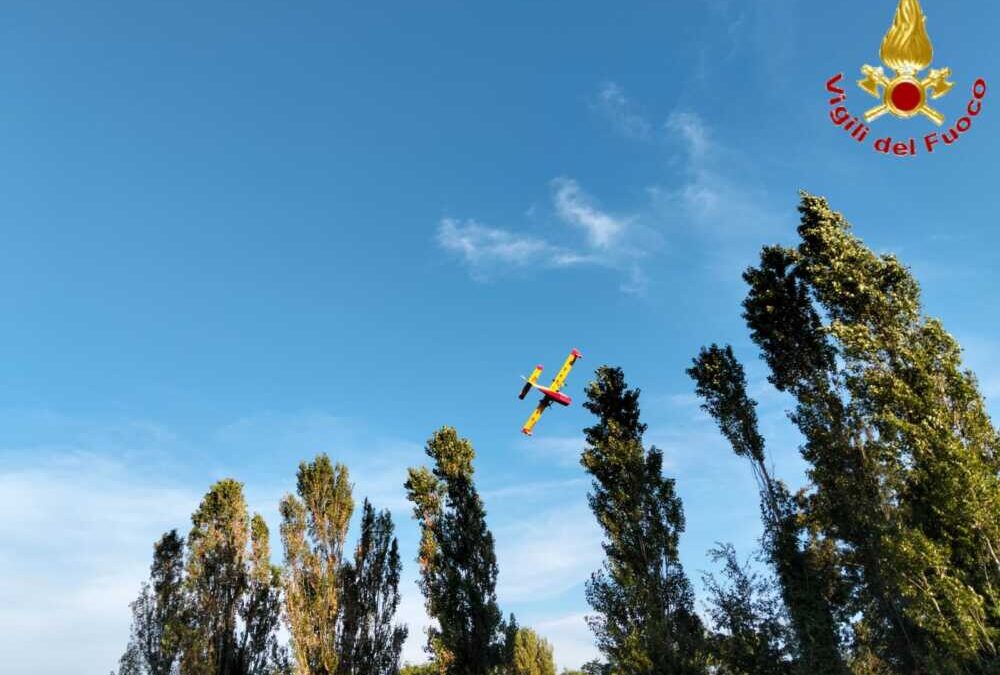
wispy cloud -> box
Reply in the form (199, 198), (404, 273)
(591, 81), (786, 275)
(665, 111), (711, 162)
(654, 109), (727, 220)
(436, 180), (648, 293)
(592, 80), (783, 246)
(436, 218), (594, 281)
(594, 81), (653, 141)
(692, 1), (797, 90)
(648, 109), (783, 257)
(593, 83), (710, 163)
(702, 0), (750, 57)
(0, 411), (428, 675)
(496, 502), (602, 602)
(552, 177), (629, 249)
(438, 79), (788, 297)
(0, 452), (201, 675)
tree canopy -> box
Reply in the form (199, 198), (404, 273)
(581, 366), (707, 674)
(405, 426), (514, 674)
(691, 192), (1000, 673)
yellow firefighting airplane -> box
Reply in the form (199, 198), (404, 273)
(518, 348), (582, 436)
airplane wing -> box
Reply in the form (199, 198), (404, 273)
(548, 348), (582, 392)
(522, 398), (552, 436)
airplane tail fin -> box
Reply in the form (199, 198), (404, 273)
(518, 365), (544, 399)
(518, 379), (533, 400)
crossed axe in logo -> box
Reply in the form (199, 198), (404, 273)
(858, 65), (954, 125)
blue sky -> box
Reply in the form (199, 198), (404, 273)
(2, 1), (999, 672)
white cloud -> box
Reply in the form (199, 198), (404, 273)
(690, 1), (797, 90)
(552, 177), (629, 250)
(594, 81), (653, 141)
(594, 82), (785, 251)
(702, 0), (750, 61)
(592, 83), (710, 165)
(436, 218), (595, 281)
(0, 411), (428, 675)
(0, 453), (201, 675)
(665, 111), (711, 162)
(650, 109), (782, 251)
(436, 182), (645, 293)
(434, 83), (665, 294)
(437, 219), (553, 267)
(439, 87), (783, 295)
(495, 502), (602, 602)
(656, 110), (725, 220)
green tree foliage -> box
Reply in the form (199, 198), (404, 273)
(510, 628), (556, 675)
(281, 455), (406, 675)
(690, 192), (1000, 673)
(338, 499), (408, 675)
(279, 455), (354, 675)
(502, 614), (521, 673)
(580, 367), (707, 674)
(701, 543), (792, 675)
(117, 530), (186, 675)
(184, 479), (288, 675)
(689, 346), (849, 674)
(404, 426), (512, 674)
(399, 664), (438, 675)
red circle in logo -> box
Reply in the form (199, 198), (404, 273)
(890, 81), (922, 112)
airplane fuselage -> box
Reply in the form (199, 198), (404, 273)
(533, 384), (572, 406)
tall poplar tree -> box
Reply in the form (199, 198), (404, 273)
(580, 367), (707, 674)
(184, 479), (287, 675)
(689, 346), (849, 674)
(511, 628), (557, 675)
(118, 530), (186, 675)
(279, 455), (354, 675)
(404, 426), (511, 674)
(337, 499), (408, 675)
(280, 455), (407, 675)
(690, 192), (1000, 673)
